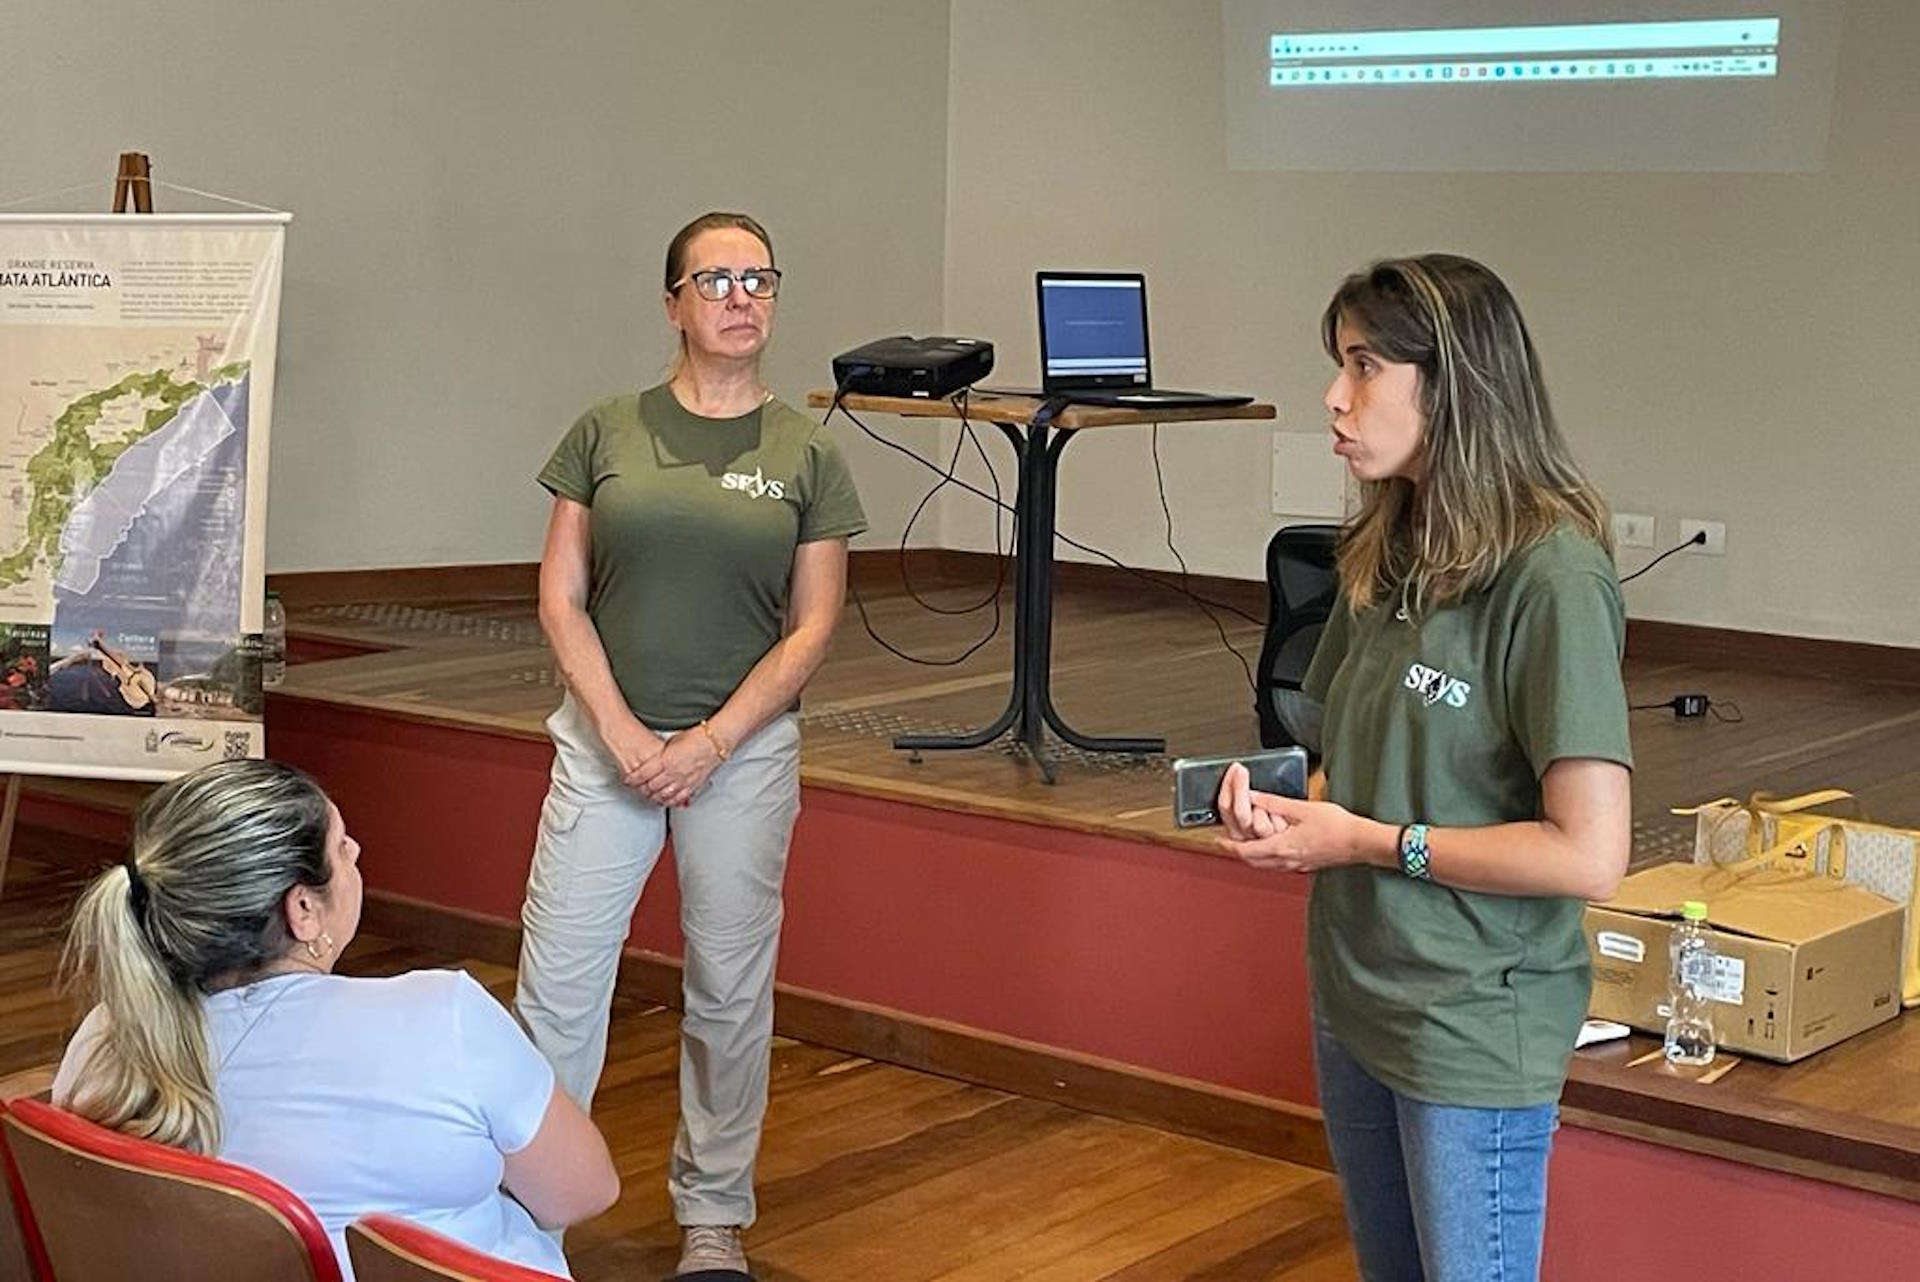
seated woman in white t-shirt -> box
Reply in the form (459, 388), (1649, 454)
(52, 759), (618, 1280)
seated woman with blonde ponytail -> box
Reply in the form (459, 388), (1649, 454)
(52, 759), (619, 1280)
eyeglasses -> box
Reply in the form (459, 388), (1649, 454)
(675, 267), (782, 302)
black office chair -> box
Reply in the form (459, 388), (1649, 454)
(1255, 524), (1340, 753)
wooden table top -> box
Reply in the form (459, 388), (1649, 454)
(806, 388), (1276, 430)
(1566, 1017), (1920, 1201)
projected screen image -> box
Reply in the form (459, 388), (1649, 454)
(1224, 2), (1842, 172)
(1269, 18), (1778, 88)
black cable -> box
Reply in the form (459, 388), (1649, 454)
(827, 386), (1016, 516)
(1150, 423), (1256, 692)
(1629, 694), (1743, 723)
(835, 386), (1009, 667)
(823, 398), (1265, 635)
(896, 392), (1007, 617)
(1619, 530), (1708, 584)
(1615, 527), (1741, 729)
(1057, 539), (1263, 627)
(846, 576), (1002, 667)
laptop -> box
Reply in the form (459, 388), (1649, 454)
(1035, 271), (1253, 409)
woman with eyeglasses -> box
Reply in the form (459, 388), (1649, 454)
(1216, 255), (1631, 1281)
(514, 211), (865, 1277)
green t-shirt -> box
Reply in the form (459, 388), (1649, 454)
(538, 385), (867, 729)
(1303, 525), (1632, 1108)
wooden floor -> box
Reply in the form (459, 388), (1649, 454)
(0, 853), (1358, 1282)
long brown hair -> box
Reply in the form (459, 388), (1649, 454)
(1322, 254), (1610, 616)
(59, 760), (334, 1154)
(662, 211), (774, 381)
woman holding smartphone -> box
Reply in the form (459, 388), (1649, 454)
(1218, 254), (1632, 1282)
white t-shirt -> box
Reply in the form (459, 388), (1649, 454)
(54, 969), (569, 1281)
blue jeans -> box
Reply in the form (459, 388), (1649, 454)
(1314, 1020), (1557, 1282)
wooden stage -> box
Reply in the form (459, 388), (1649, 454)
(13, 559), (1920, 1276)
(231, 560), (1920, 855)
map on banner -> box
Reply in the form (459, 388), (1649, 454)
(0, 217), (285, 779)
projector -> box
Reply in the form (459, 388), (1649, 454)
(831, 335), (994, 400)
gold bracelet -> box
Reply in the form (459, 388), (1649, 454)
(697, 719), (731, 763)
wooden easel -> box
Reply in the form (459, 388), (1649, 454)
(112, 151), (152, 213)
(0, 773), (18, 901)
(0, 153), (155, 902)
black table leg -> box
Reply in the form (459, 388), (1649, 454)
(1029, 427), (1163, 758)
(894, 421), (1031, 758)
(1014, 421), (1057, 783)
(892, 417), (1163, 781)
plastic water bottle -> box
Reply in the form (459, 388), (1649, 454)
(262, 592), (287, 688)
(1663, 900), (1718, 1067)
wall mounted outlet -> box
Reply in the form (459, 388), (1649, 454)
(1679, 518), (1726, 556)
(1612, 512), (1655, 549)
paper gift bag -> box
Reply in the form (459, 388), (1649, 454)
(1675, 791), (1920, 1007)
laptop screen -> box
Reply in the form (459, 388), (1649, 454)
(1038, 273), (1152, 391)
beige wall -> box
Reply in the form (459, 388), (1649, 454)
(941, 1), (1918, 646)
(9, 2), (1914, 645)
(3, 0), (952, 570)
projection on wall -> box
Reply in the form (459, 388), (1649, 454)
(1224, 3), (1843, 171)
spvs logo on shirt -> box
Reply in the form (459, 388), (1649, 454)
(720, 468), (787, 501)
(1404, 662), (1472, 709)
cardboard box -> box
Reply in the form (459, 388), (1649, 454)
(1584, 859), (1904, 1062)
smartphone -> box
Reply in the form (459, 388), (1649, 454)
(1171, 746), (1309, 828)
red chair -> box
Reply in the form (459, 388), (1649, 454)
(346, 1215), (567, 1281)
(0, 1096), (341, 1282)
(0, 1099), (51, 1282)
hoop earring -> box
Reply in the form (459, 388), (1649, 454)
(306, 932), (335, 962)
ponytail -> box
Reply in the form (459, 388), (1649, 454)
(56, 759), (333, 1156)
(59, 866), (220, 1152)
